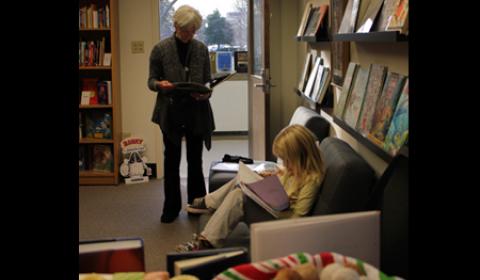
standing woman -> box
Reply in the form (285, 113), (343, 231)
(148, 5), (215, 223)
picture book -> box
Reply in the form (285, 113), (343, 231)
(92, 144), (114, 173)
(373, 0), (399, 31)
(85, 111), (112, 139)
(368, 72), (406, 145)
(312, 67), (332, 104)
(334, 62), (358, 118)
(303, 57), (322, 99)
(386, 0), (408, 34)
(384, 78), (408, 155)
(296, 3), (313, 38)
(79, 238), (145, 274)
(357, 64), (388, 136)
(343, 66), (370, 128)
(338, 0), (360, 34)
(303, 5), (328, 40)
(81, 78), (99, 105)
(356, 0), (385, 33)
(331, 0), (351, 85)
(166, 247), (249, 279)
(311, 64), (325, 102)
(298, 53), (313, 92)
(237, 163), (289, 218)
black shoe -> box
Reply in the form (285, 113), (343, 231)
(160, 212), (178, 223)
(186, 197), (212, 215)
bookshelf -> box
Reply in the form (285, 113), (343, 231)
(296, 0), (408, 165)
(79, 0), (122, 185)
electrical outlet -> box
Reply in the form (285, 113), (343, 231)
(131, 41), (144, 54)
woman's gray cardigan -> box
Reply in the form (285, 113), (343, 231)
(148, 35), (215, 150)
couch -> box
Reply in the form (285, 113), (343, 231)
(197, 106), (377, 249)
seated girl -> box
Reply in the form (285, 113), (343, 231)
(176, 124), (325, 252)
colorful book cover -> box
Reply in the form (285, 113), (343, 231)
(343, 66), (370, 128)
(368, 72), (406, 145)
(373, 0), (400, 31)
(356, 64), (388, 136)
(384, 79), (408, 155)
(334, 62), (358, 118)
(92, 144), (113, 173)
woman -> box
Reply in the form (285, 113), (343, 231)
(148, 5), (214, 223)
(176, 125), (325, 251)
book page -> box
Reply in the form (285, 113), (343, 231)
(175, 250), (245, 276)
(237, 162), (263, 184)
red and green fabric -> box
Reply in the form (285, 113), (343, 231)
(213, 251), (404, 280)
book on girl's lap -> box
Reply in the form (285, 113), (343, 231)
(237, 162), (289, 218)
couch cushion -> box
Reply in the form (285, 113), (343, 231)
(311, 137), (376, 215)
(289, 106), (330, 143)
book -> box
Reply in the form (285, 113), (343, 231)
(356, 0), (385, 33)
(302, 5), (328, 40)
(386, 0), (408, 34)
(236, 163), (289, 218)
(343, 65), (370, 128)
(373, 0), (399, 31)
(303, 57), (322, 99)
(103, 53), (112, 66)
(296, 3), (313, 39)
(334, 62), (358, 118)
(79, 238), (145, 274)
(311, 66), (331, 104)
(175, 250), (247, 277)
(298, 53), (313, 92)
(383, 78), (408, 155)
(166, 247), (249, 278)
(331, 0), (350, 86)
(368, 72), (406, 145)
(92, 144), (114, 172)
(357, 64), (388, 136)
(338, 0), (360, 34)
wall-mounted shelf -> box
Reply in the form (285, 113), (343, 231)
(296, 35), (330, 43)
(332, 116), (394, 162)
(333, 31), (408, 42)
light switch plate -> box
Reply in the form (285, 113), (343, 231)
(131, 41), (144, 54)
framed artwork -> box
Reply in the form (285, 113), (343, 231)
(331, 0), (351, 86)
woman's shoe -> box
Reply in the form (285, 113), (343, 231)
(186, 197), (211, 214)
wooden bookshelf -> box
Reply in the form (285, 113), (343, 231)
(79, 0), (121, 185)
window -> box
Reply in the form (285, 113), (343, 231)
(159, 0), (248, 73)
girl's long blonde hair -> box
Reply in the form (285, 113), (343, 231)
(272, 124), (324, 181)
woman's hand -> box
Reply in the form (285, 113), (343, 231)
(190, 92), (211, 101)
(156, 80), (174, 90)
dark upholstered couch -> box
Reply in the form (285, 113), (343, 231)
(197, 106), (377, 248)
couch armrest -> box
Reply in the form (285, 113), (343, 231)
(250, 211), (380, 266)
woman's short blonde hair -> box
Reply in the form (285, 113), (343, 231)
(272, 124), (324, 179)
(173, 5), (202, 31)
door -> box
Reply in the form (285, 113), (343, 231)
(248, 0), (271, 160)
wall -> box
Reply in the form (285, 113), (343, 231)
(269, 0), (301, 156)
(119, 0), (163, 177)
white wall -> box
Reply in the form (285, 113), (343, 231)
(119, 0), (164, 177)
